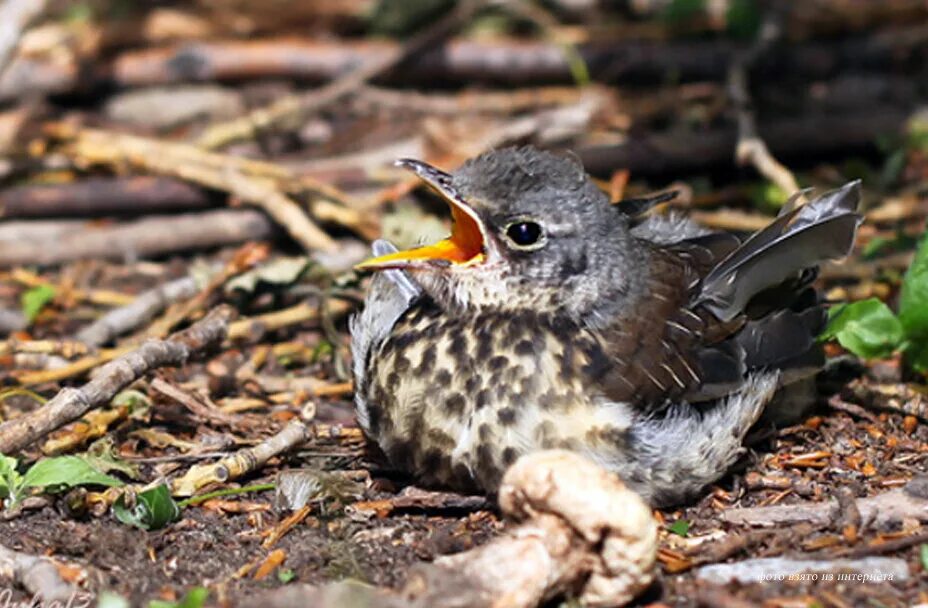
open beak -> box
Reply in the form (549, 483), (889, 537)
(356, 159), (487, 271)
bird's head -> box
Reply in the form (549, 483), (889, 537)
(357, 147), (641, 319)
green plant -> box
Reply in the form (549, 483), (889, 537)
(821, 232), (928, 371)
(0, 454), (123, 508)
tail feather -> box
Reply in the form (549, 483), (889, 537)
(698, 181), (862, 321)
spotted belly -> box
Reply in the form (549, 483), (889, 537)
(358, 302), (635, 492)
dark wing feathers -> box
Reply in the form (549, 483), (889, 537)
(699, 180), (862, 321)
(599, 181), (861, 409)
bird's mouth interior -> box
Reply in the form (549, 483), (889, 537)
(357, 161), (487, 270)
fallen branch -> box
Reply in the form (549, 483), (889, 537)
(727, 12), (800, 195)
(15, 298), (352, 387)
(577, 107), (908, 176)
(75, 270), (215, 347)
(0, 28), (902, 101)
(0, 176), (214, 219)
(45, 125), (353, 252)
(0, 209), (275, 267)
(721, 476), (928, 528)
(196, 0), (486, 149)
(0, 543), (80, 604)
(0, 306), (233, 454)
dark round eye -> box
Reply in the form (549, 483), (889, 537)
(505, 221), (544, 248)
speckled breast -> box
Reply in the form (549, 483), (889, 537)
(360, 298), (635, 493)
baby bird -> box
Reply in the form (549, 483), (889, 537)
(351, 147), (861, 506)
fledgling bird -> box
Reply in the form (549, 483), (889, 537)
(351, 147), (861, 506)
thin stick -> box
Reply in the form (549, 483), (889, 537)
(75, 271), (212, 346)
(195, 0), (485, 150)
(46, 125), (338, 253)
(727, 12), (800, 197)
(0, 306), (233, 454)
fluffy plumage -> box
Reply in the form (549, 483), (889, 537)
(352, 146), (862, 506)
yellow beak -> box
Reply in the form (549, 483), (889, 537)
(356, 160), (486, 270)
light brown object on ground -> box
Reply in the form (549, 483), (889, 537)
(255, 450), (657, 608)
(425, 449), (658, 607)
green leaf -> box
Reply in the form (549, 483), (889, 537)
(277, 568), (296, 583)
(921, 544), (928, 571)
(114, 484), (180, 531)
(0, 454), (23, 502)
(21, 284), (56, 323)
(147, 587), (208, 608)
(668, 519), (691, 537)
(820, 299), (904, 359)
(899, 233), (928, 372)
(22, 456), (124, 491)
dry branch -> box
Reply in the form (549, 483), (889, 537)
(0, 177), (214, 219)
(721, 477), (928, 528)
(0, 306), (232, 454)
(0, 209), (274, 267)
(577, 107), (908, 176)
(172, 420), (311, 496)
(2, 25), (927, 102)
(727, 13), (800, 195)
(47, 125), (351, 252)
(75, 271), (213, 347)
(196, 0), (486, 149)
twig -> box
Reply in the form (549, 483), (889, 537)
(149, 377), (243, 429)
(172, 420), (311, 496)
(0, 306), (233, 454)
(15, 299), (352, 387)
(0, 543), (79, 603)
(0, 0), (48, 79)
(75, 270), (216, 347)
(45, 125), (348, 252)
(0, 209), (274, 267)
(227, 299), (353, 341)
(721, 477), (928, 528)
(0, 177), (214, 219)
(141, 243), (267, 339)
(195, 0), (486, 150)
(577, 107), (908, 176)
(727, 11), (800, 196)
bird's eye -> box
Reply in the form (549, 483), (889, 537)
(505, 221), (544, 248)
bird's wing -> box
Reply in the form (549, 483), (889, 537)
(350, 240), (422, 430)
(597, 181), (862, 409)
(595, 242), (744, 408)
